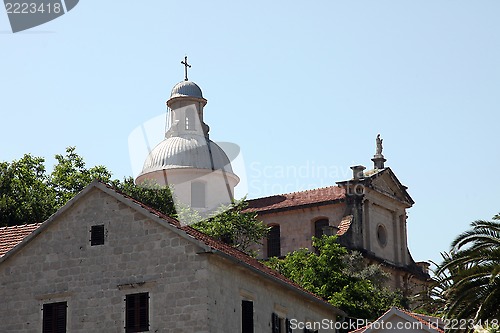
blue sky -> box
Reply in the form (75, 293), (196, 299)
(1, 1), (499, 267)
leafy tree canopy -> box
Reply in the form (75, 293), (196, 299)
(0, 147), (266, 256)
(191, 199), (269, 256)
(265, 235), (408, 320)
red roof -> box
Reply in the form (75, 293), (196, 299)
(399, 309), (445, 333)
(0, 223), (42, 257)
(245, 186), (346, 213)
(336, 215), (353, 236)
(349, 307), (444, 333)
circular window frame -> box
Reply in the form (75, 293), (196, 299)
(377, 224), (388, 247)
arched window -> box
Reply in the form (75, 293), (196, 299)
(314, 218), (329, 239)
(191, 181), (205, 208)
(267, 225), (281, 257)
(185, 108), (196, 130)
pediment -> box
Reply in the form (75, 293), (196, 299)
(369, 169), (414, 207)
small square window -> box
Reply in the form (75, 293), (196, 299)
(90, 225), (105, 246)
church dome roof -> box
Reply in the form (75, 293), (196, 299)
(139, 135), (235, 175)
(170, 81), (204, 99)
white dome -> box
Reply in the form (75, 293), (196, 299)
(138, 134), (235, 176)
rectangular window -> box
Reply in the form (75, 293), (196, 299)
(43, 302), (67, 333)
(242, 300), (254, 333)
(125, 292), (149, 333)
(191, 182), (206, 208)
(267, 225), (281, 257)
(272, 313), (293, 333)
(90, 225), (105, 246)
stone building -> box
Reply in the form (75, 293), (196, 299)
(132, 60), (430, 297)
(0, 181), (344, 332)
(245, 141), (430, 296)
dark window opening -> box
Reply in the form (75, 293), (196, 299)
(90, 225), (105, 246)
(43, 301), (67, 333)
(272, 313), (292, 333)
(314, 219), (329, 239)
(267, 225), (281, 258)
(191, 182), (206, 208)
(272, 313), (281, 333)
(242, 300), (254, 333)
(125, 292), (149, 333)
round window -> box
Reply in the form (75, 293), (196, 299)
(377, 224), (387, 247)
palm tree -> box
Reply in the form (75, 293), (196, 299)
(436, 214), (500, 326)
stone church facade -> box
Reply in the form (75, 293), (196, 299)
(0, 181), (344, 332)
(246, 148), (430, 296)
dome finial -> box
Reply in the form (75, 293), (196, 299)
(181, 55), (191, 81)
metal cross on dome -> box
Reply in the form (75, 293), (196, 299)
(181, 56), (191, 81)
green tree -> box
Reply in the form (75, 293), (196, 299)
(51, 147), (112, 206)
(191, 199), (269, 256)
(0, 154), (56, 226)
(0, 147), (114, 226)
(1, 148), (267, 257)
(435, 214), (500, 325)
(266, 235), (407, 319)
(111, 177), (176, 217)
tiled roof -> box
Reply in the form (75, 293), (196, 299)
(0, 223), (42, 257)
(348, 307), (444, 333)
(245, 186), (346, 214)
(336, 215), (353, 236)
(399, 309), (445, 333)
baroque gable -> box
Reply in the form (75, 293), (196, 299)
(367, 168), (414, 207)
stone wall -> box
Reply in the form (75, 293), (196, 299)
(0, 188), (210, 332)
(256, 203), (346, 258)
(206, 254), (339, 332)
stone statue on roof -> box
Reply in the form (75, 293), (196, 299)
(376, 134), (383, 155)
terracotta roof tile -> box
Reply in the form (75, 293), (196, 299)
(245, 186), (346, 213)
(0, 223), (42, 257)
(348, 307), (444, 333)
(399, 308), (445, 333)
(336, 215), (353, 236)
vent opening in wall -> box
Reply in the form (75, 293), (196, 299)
(377, 224), (387, 247)
(90, 225), (105, 246)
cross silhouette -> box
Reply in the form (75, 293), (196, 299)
(181, 56), (191, 81)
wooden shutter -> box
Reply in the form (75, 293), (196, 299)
(286, 318), (292, 333)
(272, 312), (281, 333)
(125, 293), (149, 332)
(242, 300), (254, 333)
(43, 302), (67, 333)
